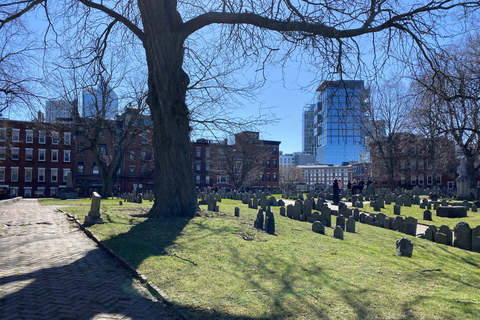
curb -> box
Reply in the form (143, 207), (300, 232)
(61, 210), (192, 320)
(0, 197), (22, 206)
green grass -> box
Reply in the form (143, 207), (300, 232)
(362, 203), (480, 229)
(41, 198), (480, 319)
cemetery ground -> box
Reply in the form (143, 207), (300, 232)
(42, 197), (480, 320)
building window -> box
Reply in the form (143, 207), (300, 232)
(206, 162), (210, 171)
(141, 150), (147, 161)
(0, 167), (5, 182)
(0, 147), (5, 160)
(99, 144), (107, 155)
(130, 150), (135, 161)
(52, 131), (59, 144)
(273, 174), (277, 182)
(196, 175), (201, 184)
(63, 150), (71, 162)
(141, 166), (147, 177)
(77, 162), (84, 174)
(25, 168), (33, 182)
(51, 150), (58, 162)
(427, 175), (433, 185)
(206, 175), (210, 184)
(11, 148), (19, 160)
(64, 132), (71, 145)
(11, 168), (18, 182)
(0, 128), (6, 141)
(38, 149), (46, 161)
(267, 174), (271, 181)
(447, 181), (454, 189)
(51, 169), (58, 182)
(25, 148), (33, 161)
(26, 130), (33, 143)
(129, 166), (135, 177)
(10, 187), (18, 197)
(24, 188), (32, 198)
(260, 174), (264, 181)
(217, 175), (228, 183)
(50, 187), (57, 197)
(38, 168), (45, 182)
(196, 147), (201, 157)
(92, 163), (99, 174)
(39, 131), (46, 144)
(410, 161), (416, 170)
(141, 133), (147, 145)
(436, 174), (441, 185)
(206, 148), (211, 158)
(77, 142), (84, 154)
(196, 161), (201, 171)
(411, 175), (416, 185)
(418, 161), (424, 170)
(12, 129), (20, 142)
(418, 174), (424, 185)
(63, 169), (70, 183)
(267, 160), (271, 168)
(273, 160), (277, 168)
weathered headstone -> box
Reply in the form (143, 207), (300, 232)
(437, 206), (467, 218)
(454, 222), (472, 250)
(234, 207), (240, 217)
(336, 215), (346, 231)
(404, 216), (418, 236)
(346, 217), (355, 233)
(394, 205), (401, 215)
(320, 206), (331, 227)
(439, 225), (452, 246)
(280, 206), (286, 216)
(392, 216), (405, 232)
(265, 207), (275, 235)
(333, 225), (344, 240)
(396, 237), (413, 257)
(312, 221), (325, 234)
(84, 192), (104, 224)
(423, 210), (432, 221)
(472, 225), (480, 253)
(254, 209), (264, 230)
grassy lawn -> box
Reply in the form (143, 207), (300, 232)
(41, 198), (480, 319)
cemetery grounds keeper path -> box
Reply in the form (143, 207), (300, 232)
(0, 199), (182, 320)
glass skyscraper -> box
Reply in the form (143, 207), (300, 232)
(314, 80), (367, 165)
(302, 104), (316, 156)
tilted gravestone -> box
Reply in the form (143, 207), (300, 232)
(265, 207), (275, 235)
(336, 215), (346, 231)
(396, 237), (413, 257)
(84, 192), (104, 224)
(454, 222), (472, 250)
(312, 221), (325, 234)
(392, 216), (405, 232)
(254, 209), (264, 230)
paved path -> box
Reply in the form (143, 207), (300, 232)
(0, 199), (182, 320)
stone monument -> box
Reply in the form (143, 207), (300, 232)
(84, 192), (104, 224)
(60, 171), (78, 200)
(456, 157), (471, 200)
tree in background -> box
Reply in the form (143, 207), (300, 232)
(412, 34), (480, 189)
(2, 1), (480, 217)
(280, 165), (303, 190)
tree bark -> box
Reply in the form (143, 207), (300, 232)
(139, 1), (197, 217)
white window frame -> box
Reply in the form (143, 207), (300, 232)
(38, 131), (46, 144)
(51, 168), (58, 182)
(52, 131), (59, 144)
(26, 130), (33, 143)
(11, 147), (19, 160)
(24, 187), (32, 198)
(11, 167), (19, 182)
(448, 181), (454, 189)
(418, 174), (424, 185)
(10, 187), (18, 197)
(38, 168), (46, 182)
(25, 148), (33, 161)
(64, 132), (71, 145)
(410, 175), (416, 185)
(38, 149), (46, 161)
(51, 149), (59, 162)
(63, 150), (71, 162)
(12, 129), (20, 142)
(25, 168), (33, 182)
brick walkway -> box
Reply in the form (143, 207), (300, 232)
(0, 199), (182, 320)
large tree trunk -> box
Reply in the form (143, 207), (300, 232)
(139, 1), (197, 217)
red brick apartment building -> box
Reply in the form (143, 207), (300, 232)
(0, 120), (75, 198)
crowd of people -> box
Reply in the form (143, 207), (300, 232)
(346, 177), (372, 195)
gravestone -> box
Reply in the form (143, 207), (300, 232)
(303, 199), (312, 220)
(333, 225), (344, 240)
(396, 237), (413, 257)
(346, 217), (356, 233)
(280, 206), (286, 216)
(403, 196), (412, 207)
(364, 215), (374, 225)
(234, 207), (240, 217)
(293, 200), (302, 220)
(454, 222), (472, 250)
(437, 206), (467, 218)
(472, 226), (480, 253)
(435, 232), (448, 245)
(336, 215), (346, 231)
(312, 221), (325, 234)
(84, 192), (104, 224)
(425, 227), (435, 242)
(423, 210), (432, 221)
(404, 216), (418, 236)
(439, 225), (452, 246)
(394, 205), (401, 215)
(384, 217), (393, 230)
(353, 208), (360, 221)
(254, 209), (264, 230)
(392, 216), (405, 232)
(287, 204), (293, 218)
(60, 171), (78, 200)
(376, 213), (386, 228)
(320, 206), (331, 227)
(265, 207), (275, 235)
(471, 204), (478, 213)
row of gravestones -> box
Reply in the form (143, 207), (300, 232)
(418, 222), (480, 253)
(253, 207), (275, 234)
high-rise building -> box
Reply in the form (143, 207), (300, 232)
(45, 100), (74, 123)
(82, 81), (118, 119)
(314, 80), (367, 165)
(302, 104), (316, 155)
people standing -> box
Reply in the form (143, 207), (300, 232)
(333, 179), (340, 205)
(358, 178), (365, 194)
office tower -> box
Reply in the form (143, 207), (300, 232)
(82, 81), (118, 119)
(315, 80), (367, 165)
(302, 104), (316, 155)
(45, 100), (74, 123)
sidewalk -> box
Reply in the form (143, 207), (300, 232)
(0, 199), (182, 320)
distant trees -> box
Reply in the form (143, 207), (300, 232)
(2, 1), (480, 217)
(412, 34), (480, 189)
(280, 165), (303, 190)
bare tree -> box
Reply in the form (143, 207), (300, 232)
(280, 165), (303, 190)
(412, 34), (480, 189)
(215, 132), (268, 191)
(2, 1), (480, 217)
